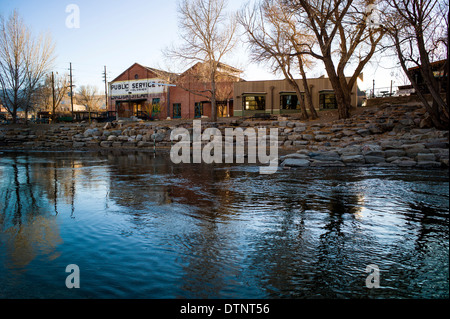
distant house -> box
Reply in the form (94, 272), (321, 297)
(394, 59), (448, 96)
(0, 98), (32, 119)
(0, 100), (7, 120)
(407, 59), (448, 93)
(0, 100), (6, 113)
(72, 104), (88, 112)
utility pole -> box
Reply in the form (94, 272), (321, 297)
(51, 71), (56, 122)
(103, 66), (108, 112)
(69, 63), (74, 119)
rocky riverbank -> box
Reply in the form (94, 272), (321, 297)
(278, 104), (449, 169)
(1, 104), (448, 169)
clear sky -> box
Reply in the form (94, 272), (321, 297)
(1, 0), (398, 94)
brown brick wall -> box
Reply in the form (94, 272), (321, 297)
(109, 63), (237, 119)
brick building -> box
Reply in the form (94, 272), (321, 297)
(108, 63), (175, 120)
(108, 62), (243, 120)
(169, 62), (243, 119)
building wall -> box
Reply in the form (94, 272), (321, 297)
(169, 83), (212, 119)
(168, 78), (235, 119)
(233, 77), (358, 116)
(168, 64), (238, 119)
(109, 62), (240, 120)
(108, 63), (169, 120)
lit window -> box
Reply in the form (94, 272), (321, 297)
(319, 91), (337, 109)
(243, 95), (265, 111)
(152, 98), (161, 114)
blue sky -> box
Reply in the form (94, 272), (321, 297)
(1, 0), (397, 94)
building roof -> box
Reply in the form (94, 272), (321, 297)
(177, 61), (244, 83)
(142, 65), (179, 81)
(181, 61), (243, 75)
(407, 59), (447, 71)
(110, 63), (178, 82)
(110, 61), (244, 84)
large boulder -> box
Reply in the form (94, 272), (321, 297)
(419, 114), (433, 128)
(416, 161), (441, 168)
(364, 155), (386, 164)
(281, 158), (310, 167)
(151, 132), (166, 142)
(83, 128), (102, 137)
(416, 153), (436, 162)
(310, 160), (345, 167)
(391, 159), (417, 167)
(384, 149), (406, 158)
(309, 151), (341, 161)
(341, 154), (365, 164)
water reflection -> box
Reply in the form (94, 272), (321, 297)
(0, 151), (448, 298)
(0, 155), (63, 270)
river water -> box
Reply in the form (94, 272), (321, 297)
(0, 151), (448, 299)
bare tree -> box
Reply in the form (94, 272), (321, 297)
(284, 0), (385, 119)
(35, 73), (70, 113)
(0, 10), (55, 123)
(239, 0), (318, 119)
(165, 0), (237, 122)
(381, 0), (448, 130)
(77, 85), (101, 123)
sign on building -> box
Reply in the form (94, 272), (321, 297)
(110, 79), (166, 100)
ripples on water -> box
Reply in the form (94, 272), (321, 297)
(0, 151), (448, 299)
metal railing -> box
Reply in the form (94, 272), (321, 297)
(365, 85), (399, 98)
(365, 84), (416, 99)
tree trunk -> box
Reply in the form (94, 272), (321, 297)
(447, 9), (449, 109)
(284, 73), (308, 119)
(393, 31), (448, 130)
(285, 77), (308, 120)
(293, 82), (309, 120)
(299, 63), (318, 119)
(323, 56), (350, 119)
(398, 53), (444, 129)
(12, 108), (17, 124)
(210, 80), (217, 122)
(336, 89), (350, 119)
(211, 96), (217, 122)
(210, 65), (218, 122)
(416, 33), (449, 124)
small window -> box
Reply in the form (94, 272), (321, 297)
(173, 103), (181, 118)
(134, 74), (139, 79)
(280, 93), (304, 110)
(243, 95), (265, 111)
(319, 91), (337, 109)
(194, 102), (203, 118)
(152, 98), (161, 114)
